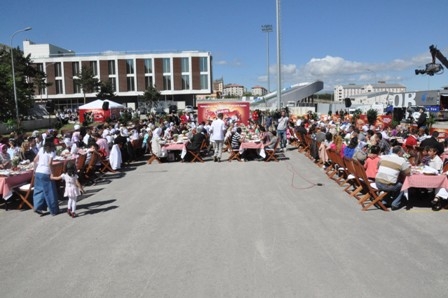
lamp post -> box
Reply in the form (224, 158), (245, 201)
(261, 24), (272, 93)
(276, 0), (282, 110)
(10, 26), (32, 128)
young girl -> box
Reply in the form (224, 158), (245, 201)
(51, 161), (84, 218)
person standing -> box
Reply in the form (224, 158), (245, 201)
(276, 110), (289, 152)
(51, 162), (84, 218)
(417, 107), (427, 129)
(33, 138), (60, 216)
(210, 113), (226, 162)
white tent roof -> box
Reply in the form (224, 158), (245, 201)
(78, 99), (125, 109)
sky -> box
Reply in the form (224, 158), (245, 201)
(2, 0), (448, 94)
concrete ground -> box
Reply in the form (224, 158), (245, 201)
(1, 149), (448, 298)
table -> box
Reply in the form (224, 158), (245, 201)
(240, 141), (266, 158)
(401, 172), (448, 203)
(0, 170), (33, 200)
(164, 142), (187, 160)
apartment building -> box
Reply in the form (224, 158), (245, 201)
(223, 83), (245, 97)
(23, 40), (213, 109)
(333, 82), (406, 102)
(251, 85), (268, 97)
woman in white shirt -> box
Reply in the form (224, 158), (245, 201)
(33, 139), (59, 216)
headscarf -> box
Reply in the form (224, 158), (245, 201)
(152, 127), (162, 141)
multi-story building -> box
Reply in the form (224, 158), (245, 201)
(251, 85), (268, 97)
(23, 40), (213, 110)
(223, 83), (245, 97)
(333, 82), (406, 102)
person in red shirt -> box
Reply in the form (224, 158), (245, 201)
(364, 145), (380, 180)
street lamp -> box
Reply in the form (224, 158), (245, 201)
(261, 24), (272, 93)
(276, 0), (282, 109)
(10, 26), (32, 128)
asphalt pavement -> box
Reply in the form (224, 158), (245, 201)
(1, 149), (448, 298)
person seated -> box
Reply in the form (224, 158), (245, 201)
(376, 146), (411, 210)
(265, 130), (278, 150)
(184, 128), (206, 161)
(364, 145), (380, 180)
(231, 127), (243, 150)
(343, 136), (358, 159)
(19, 140), (36, 162)
(0, 143), (12, 169)
(420, 131), (444, 156)
(329, 135), (346, 157)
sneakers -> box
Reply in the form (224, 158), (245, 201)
(213, 156), (217, 162)
(217, 157), (221, 163)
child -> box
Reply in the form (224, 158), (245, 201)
(51, 161), (84, 218)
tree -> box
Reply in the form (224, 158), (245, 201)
(366, 108), (378, 126)
(0, 47), (44, 122)
(142, 85), (160, 112)
(96, 79), (116, 100)
(74, 66), (99, 104)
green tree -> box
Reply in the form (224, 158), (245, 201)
(142, 85), (160, 111)
(96, 79), (116, 100)
(74, 66), (99, 104)
(366, 108), (378, 126)
(0, 47), (44, 122)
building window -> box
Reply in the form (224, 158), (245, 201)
(110, 78), (117, 92)
(72, 62), (79, 76)
(73, 82), (81, 93)
(127, 77), (135, 91)
(163, 75), (171, 90)
(182, 75), (190, 90)
(200, 74), (208, 90)
(145, 76), (153, 89)
(55, 79), (63, 94)
(108, 60), (116, 75)
(199, 57), (208, 72)
(163, 58), (170, 73)
(144, 59), (152, 74)
(54, 63), (62, 77)
(126, 59), (134, 74)
(90, 61), (98, 76)
(181, 58), (189, 72)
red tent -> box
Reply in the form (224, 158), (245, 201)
(78, 99), (124, 123)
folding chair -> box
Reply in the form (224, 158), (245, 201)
(13, 174), (35, 210)
(225, 138), (241, 162)
(147, 154), (162, 164)
(342, 156), (363, 199)
(186, 149), (204, 163)
(352, 159), (389, 211)
(265, 138), (280, 162)
(100, 157), (117, 173)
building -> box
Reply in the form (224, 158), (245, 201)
(23, 40), (213, 110)
(251, 85), (268, 97)
(223, 83), (245, 97)
(333, 82), (406, 103)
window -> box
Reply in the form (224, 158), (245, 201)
(110, 78), (117, 91)
(182, 75), (190, 90)
(145, 76), (153, 89)
(73, 82), (81, 93)
(200, 74), (208, 90)
(108, 60), (116, 75)
(144, 59), (152, 73)
(199, 57), (208, 72)
(55, 79), (63, 94)
(54, 63), (62, 77)
(90, 61), (98, 76)
(162, 58), (170, 73)
(72, 62), (80, 76)
(163, 75), (171, 90)
(126, 59), (134, 74)
(127, 77), (135, 91)
(181, 58), (189, 72)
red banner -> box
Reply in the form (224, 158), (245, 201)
(197, 102), (250, 125)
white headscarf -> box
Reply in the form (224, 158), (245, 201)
(152, 127), (162, 141)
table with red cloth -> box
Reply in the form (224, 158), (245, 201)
(239, 141), (265, 158)
(401, 173), (448, 201)
(163, 142), (187, 160)
(0, 171), (33, 200)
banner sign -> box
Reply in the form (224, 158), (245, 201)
(197, 102), (250, 125)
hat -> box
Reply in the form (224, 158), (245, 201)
(74, 124), (80, 130)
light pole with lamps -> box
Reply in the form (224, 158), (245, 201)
(261, 24), (272, 93)
(276, 0), (282, 109)
(10, 26), (32, 127)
